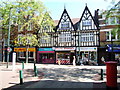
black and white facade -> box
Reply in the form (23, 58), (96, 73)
(75, 6), (100, 65)
(54, 8), (76, 64)
(37, 5), (100, 65)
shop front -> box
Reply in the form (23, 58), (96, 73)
(14, 47), (36, 62)
(37, 48), (55, 63)
(55, 47), (76, 64)
(77, 47), (98, 65)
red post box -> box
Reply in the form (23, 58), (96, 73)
(105, 61), (117, 88)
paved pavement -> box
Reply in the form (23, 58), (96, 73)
(0, 63), (120, 89)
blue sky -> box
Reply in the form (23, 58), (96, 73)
(41, 0), (119, 20)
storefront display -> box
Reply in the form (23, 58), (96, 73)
(77, 47), (98, 65)
(56, 52), (70, 64)
(14, 47), (36, 62)
(37, 48), (55, 63)
(55, 47), (75, 64)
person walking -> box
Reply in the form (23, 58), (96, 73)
(73, 56), (76, 66)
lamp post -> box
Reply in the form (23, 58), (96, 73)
(111, 35), (113, 61)
(6, 8), (12, 68)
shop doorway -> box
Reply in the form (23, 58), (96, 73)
(70, 53), (74, 63)
(80, 51), (97, 65)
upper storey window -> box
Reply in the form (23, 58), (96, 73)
(61, 21), (69, 28)
(82, 19), (92, 26)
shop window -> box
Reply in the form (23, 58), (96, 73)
(18, 52), (26, 58)
(57, 53), (70, 60)
(41, 53), (54, 60)
(28, 52), (33, 57)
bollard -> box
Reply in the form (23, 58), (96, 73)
(22, 62), (24, 70)
(34, 61), (36, 72)
(100, 69), (103, 80)
(105, 61), (117, 89)
(19, 70), (23, 84)
(34, 66), (38, 77)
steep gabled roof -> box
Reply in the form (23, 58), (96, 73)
(55, 8), (75, 32)
(75, 5), (99, 30)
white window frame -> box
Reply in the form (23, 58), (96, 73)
(81, 32), (94, 42)
(106, 31), (118, 41)
(82, 19), (92, 26)
(40, 35), (51, 44)
(59, 33), (71, 43)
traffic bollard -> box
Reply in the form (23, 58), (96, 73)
(22, 62), (24, 70)
(19, 70), (23, 84)
(100, 69), (103, 80)
(34, 66), (38, 77)
(34, 61), (36, 72)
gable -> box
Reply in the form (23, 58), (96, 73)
(56, 9), (75, 32)
(78, 6), (99, 30)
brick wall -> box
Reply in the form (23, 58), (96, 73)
(100, 31), (106, 41)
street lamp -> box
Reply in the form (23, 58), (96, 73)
(7, 7), (12, 68)
(111, 34), (113, 61)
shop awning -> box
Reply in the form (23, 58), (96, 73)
(107, 44), (120, 52)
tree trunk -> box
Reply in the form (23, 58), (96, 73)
(26, 46), (29, 63)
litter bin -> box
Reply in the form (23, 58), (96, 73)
(105, 61), (117, 88)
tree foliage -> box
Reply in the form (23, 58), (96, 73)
(102, 1), (120, 40)
(0, 0), (55, 46)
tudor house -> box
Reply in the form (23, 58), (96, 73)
(37, 5), (100, 65)
(37, 12), (55, 64)
(74, 5), (100, 65)
(53, 8), (76, 64)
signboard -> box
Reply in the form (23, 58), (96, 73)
(55, 47), (76, 51)
(28, 48), (36, 52)
(14, 48), (26, 52)
(38, 48), (54, 51)
(107, 44), (120, 52)
(14, 48), (36, 52)
(77, 47), (97, 51)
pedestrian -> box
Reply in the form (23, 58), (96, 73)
(73, 56), (76, 66)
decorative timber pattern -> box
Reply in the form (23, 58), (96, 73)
(54, 8), (76, 47)
(75, 5), (100, 47)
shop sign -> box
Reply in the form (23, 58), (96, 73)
(55, 47), (76, 51)
(28, 48), (36, 52)
(39, 48), (54, 51)
(77, 47), (97, 51)
(14, 48), (36, 52)
(14, 48), (26, 52)
(107, 44), (120, 52)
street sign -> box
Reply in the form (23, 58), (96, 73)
(7, 47), (12, 52)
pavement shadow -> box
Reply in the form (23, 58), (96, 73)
(2, 81), (39, 90)
(2, 79), (104, 90)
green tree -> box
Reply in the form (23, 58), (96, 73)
(0, 0), (55, 63)
(102, 1), (120, 41)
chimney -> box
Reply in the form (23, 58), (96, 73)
(94, 9), (99, 27)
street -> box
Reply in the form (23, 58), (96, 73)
(0, 63), (120, 89)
